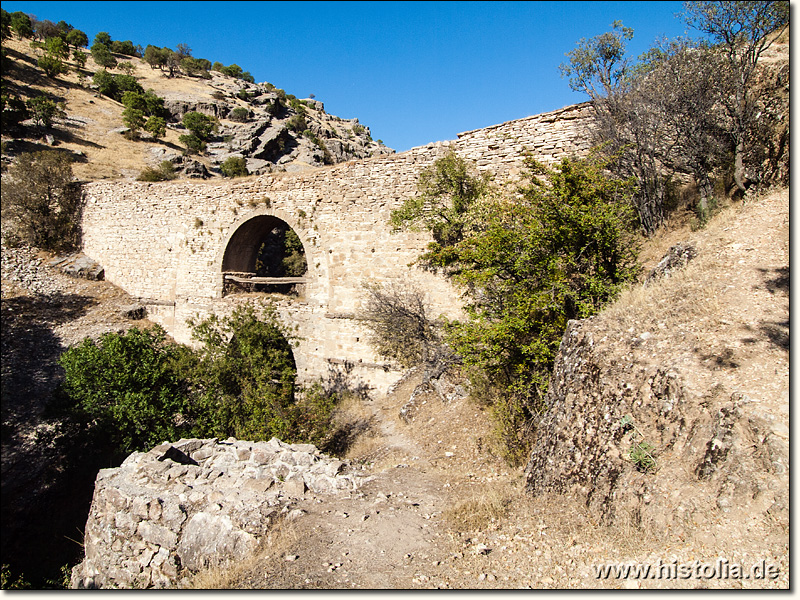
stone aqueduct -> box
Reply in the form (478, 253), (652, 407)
(81, 103), (594, 395)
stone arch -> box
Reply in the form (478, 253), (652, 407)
(215, 209), (315, 297)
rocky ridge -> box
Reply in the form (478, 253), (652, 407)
(1, 36), (393, 180)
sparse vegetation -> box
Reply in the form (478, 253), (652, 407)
(136, 160), (177, 182)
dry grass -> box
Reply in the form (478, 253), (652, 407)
(443, 481), (516, 533)
(182, 521), (300, 589)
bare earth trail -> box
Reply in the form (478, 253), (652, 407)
(232, 374), (501, 589)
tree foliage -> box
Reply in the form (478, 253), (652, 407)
(681, 0), (789, 194)
(9, 11), (33, 39)
(90, 41), (117, 69)
(64, 28), (88, 49)
(561, 2), (789, 232)
(25, 95), (66, 127)
(0, 151), (83, 252)
(391, 150), (491, 255)
(390, 152), (640, 464)
(56, 326), (192, 460)
(53, 302), (346, 460)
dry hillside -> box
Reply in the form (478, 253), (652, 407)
(1, 36), (393, 181)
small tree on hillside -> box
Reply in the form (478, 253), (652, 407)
(10, 11), (33, 39)
(681, 0), (789, 195)
(90, 41), (117, 69)
(1, 151), (83, 252)
(26, 95), (65, 127)
(65, 28), (88, 49)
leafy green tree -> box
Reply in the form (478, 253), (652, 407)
(182, 110), (218, 140)
(110, 39), (139, 56)
(181, 56), (211, 78)
(121, 90), (147, 112)
(93, 31), (112, 47)
(43, 35), (69, 60)
(220, 155), (249, 178)
(144, 116), (166, 139)
(25, 95), (65, 127)
(72, 48), (87, 69)
(1, 9), (12, 41)
(179, 133), (206, 154)
(117, 61), (136, 76)
(37, 53), (68, 78)
(143, 44), (167, 70)
(65, 28), (88, 49)
(139, 89), (167, 118)
(10, 11), (33, 39)
(90, 41), (117, 69)
(122, 106), (145, 138)
(0, 150), (82, 252)
(681, 0), (789, 194)
(56, 326), (192, 459)
(175, 42), (192, 60)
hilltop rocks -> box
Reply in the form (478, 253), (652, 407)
(71, 437), (370, 589)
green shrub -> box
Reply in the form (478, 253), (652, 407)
(37, 54), (68, 77)
(229, 106), (249, 122)
(220, 155), (248, 178)
(287, 113), (307, 133)
(25, 95), (65, 128)
(144, 115), (166, 139)
(185, 303), (299, 442)
(56, 326), (192, 459)
(179, 133), (206, 154)
(391, 152), (640, 465)
(90, 41), (116, 69)
(137, 160), (176, 181)
(182, 111), (217, 140)
(92, 70), (144, 102)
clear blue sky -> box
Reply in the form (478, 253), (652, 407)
(3, 1), (694, 151)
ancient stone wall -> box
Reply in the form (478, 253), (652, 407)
(70, 438), (369, 589)
(80, 103), (595, 394)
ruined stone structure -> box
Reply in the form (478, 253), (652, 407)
(71, 437), (369, 588)
(81, 103), (594, 394)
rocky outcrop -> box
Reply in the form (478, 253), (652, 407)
(644, 242), (698, 286)
(524, 318), (789, 535)
(71, 437), (370, 589)
(47, 253), (105, 281)
(154, 77), (393, 176)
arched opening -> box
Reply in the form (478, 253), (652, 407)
(221, 214), (308, 296)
